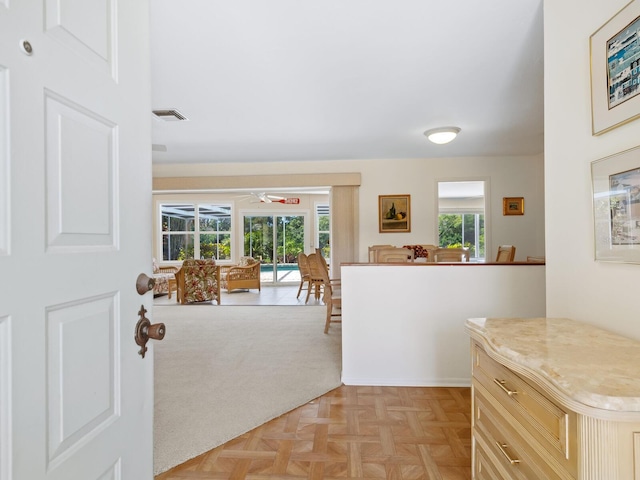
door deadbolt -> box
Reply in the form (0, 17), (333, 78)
(134, 305), (165, 358)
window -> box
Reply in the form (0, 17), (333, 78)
(316, 204), (330, 258)
(160, 203), (231, 261)
(438, 181), (485, 261)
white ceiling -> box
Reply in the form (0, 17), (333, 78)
(150, 1), (544, 165)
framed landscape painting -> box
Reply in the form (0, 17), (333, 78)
(591, 146), (640, 263)
(590, 1), (640, 135)
(503, 197), (524, 216)
(379, 195), (410, 233)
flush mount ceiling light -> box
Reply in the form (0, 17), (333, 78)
(424, 126), (461, 144)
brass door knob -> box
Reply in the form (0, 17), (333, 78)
(134, 305), (165, 358)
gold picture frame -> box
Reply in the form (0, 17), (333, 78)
(503, 197), (524, 216)
(591, 145), (640, 263)
(590, 1), (640, 135)
(379, 194), (411, 233)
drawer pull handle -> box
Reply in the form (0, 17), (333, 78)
(495, 442), (520, 465)
(493, 378), (518, 396)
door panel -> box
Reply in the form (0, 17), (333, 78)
(45, 91), (116, 250)
(0, 0), (153, 479)
(46, 295), (117, 468)
(44, 0), (116, 77)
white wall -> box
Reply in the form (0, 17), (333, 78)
(341, 264), (546, 386)
(154, 153), (545, 263)
(544, 0), (640, 340)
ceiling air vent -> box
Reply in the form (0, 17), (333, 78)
(152, 109), (188, 121)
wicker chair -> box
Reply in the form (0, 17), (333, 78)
(175, 259), (221, 304)
(220, 256), (261, 293)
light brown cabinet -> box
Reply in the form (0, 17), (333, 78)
(466, 318), (640, 479)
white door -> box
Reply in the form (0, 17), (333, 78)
(0, 1), (154, 479)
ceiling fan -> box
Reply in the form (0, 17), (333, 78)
(246, 192), (300, 204)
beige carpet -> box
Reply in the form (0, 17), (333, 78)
(152, 305), (342, 475)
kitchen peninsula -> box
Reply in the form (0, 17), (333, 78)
(340, 262), (546, 386)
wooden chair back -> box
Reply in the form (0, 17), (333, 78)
(368, 244), (394, 262)
(296, 252), (311, 299)
(305, 253), (326, 303)
(376, 247), (415, 263)
(495, 245), (516, 262)
(526, 256), (545, 263)
(433, 247), (470, 263)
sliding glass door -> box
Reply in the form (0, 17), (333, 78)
(243, 214), (306, 283)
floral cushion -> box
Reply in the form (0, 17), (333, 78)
(153, 274), (170, 295)
(182, 259), (219, 303)
(239, 256), (257, 266)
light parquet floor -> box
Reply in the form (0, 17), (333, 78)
(155, 385), (472, 480)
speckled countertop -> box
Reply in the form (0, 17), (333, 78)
(465, 317), (640, 412)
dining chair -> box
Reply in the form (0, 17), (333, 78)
(495, 245), (516, 262)
(376, 247), (415, 263)
(308, 253), (341, 333)
(433, 247), (470, 262)
(305, 253), (326, 303)
(296, 252), (311, 299)
(368, 244), (394, 262)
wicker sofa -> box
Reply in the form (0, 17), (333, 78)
(220, 256), (261, 293)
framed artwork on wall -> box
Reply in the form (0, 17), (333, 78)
(379, 194), (411, 233)
(591, 146), (640, 263)
(503, 197), (524, 216)
(590, 1), (640, 135)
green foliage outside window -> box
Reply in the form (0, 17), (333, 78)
(438, 213), (485, 258)
(243, 215), (305, 263)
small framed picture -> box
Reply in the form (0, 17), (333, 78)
(503, 197), (524, 216)
(379, 194), (411, 233)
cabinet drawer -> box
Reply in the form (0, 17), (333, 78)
(474, 439), (512, 480)
(474, 387), (569, 480)
(472, 342), (577, 476)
